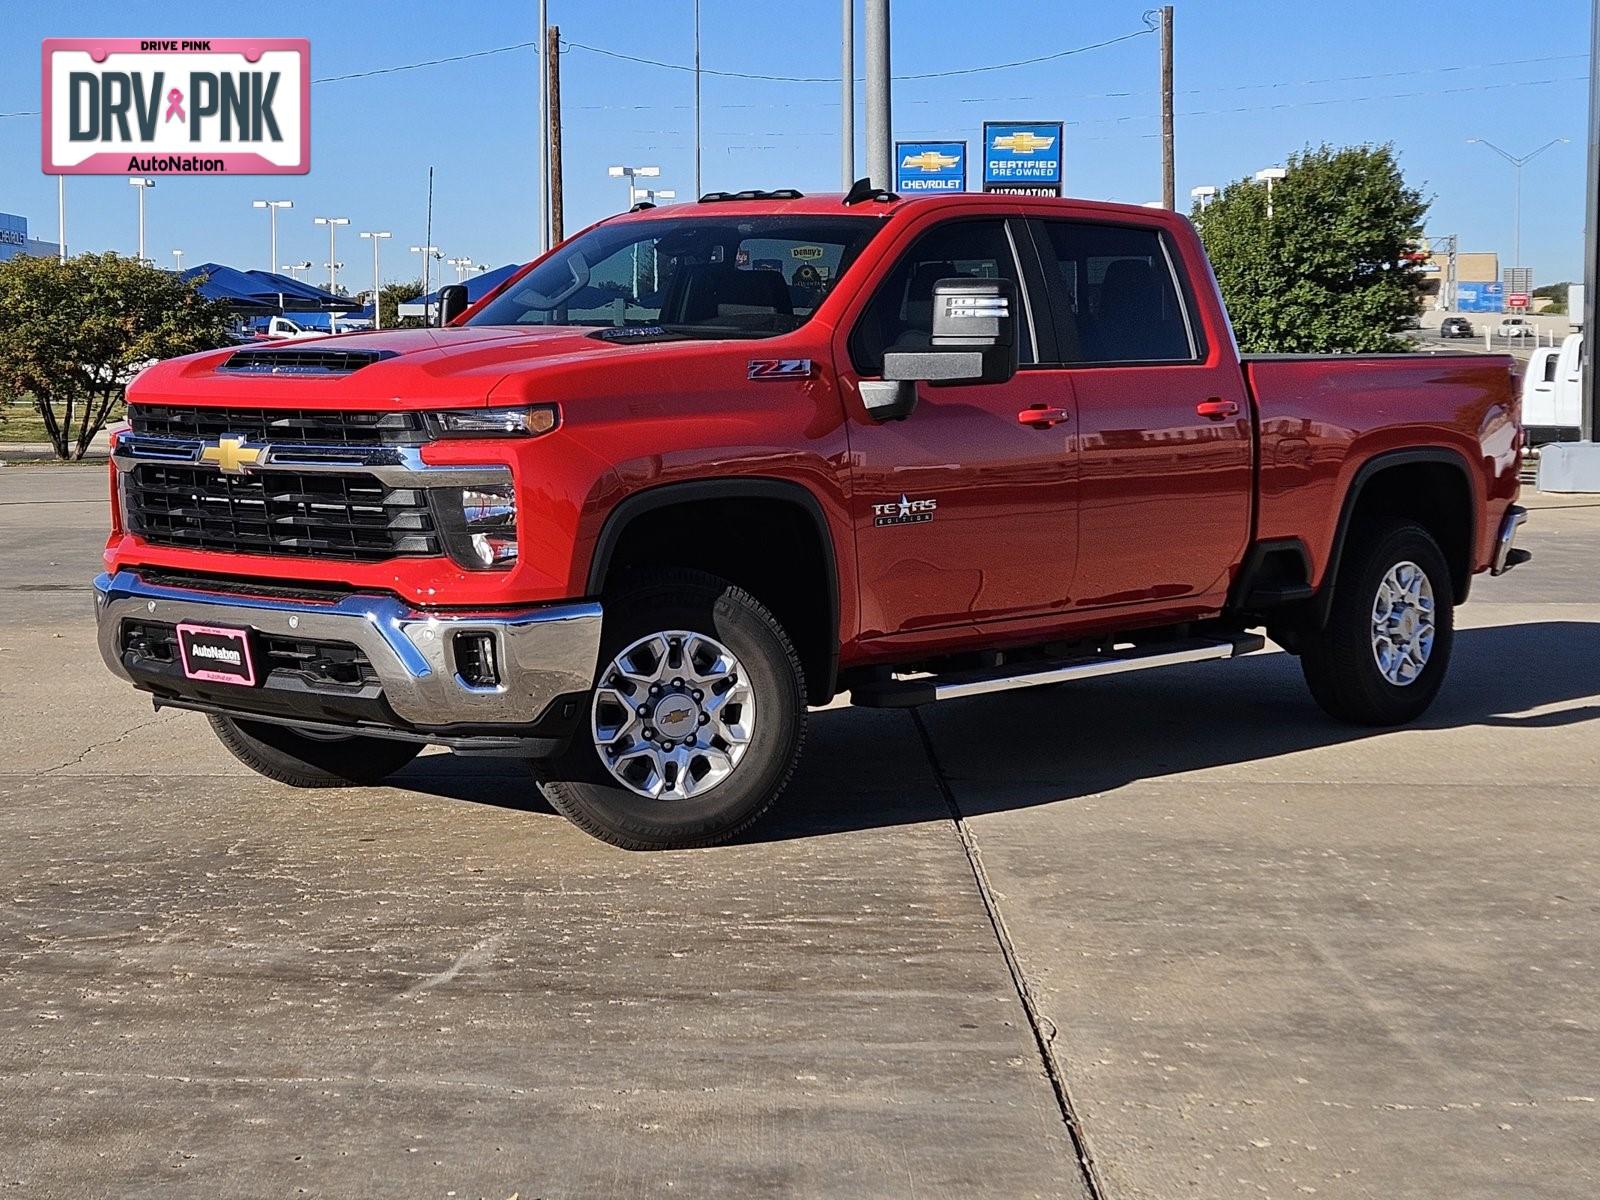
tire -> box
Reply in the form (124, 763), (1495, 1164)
(209, 715), (424, 787)
(533, 568), (807, 851)
(1300, 520), (1455, 726)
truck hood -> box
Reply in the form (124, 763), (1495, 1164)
(129, 325), (650, 409)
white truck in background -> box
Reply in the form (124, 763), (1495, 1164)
(1522, 332), (1583, 448)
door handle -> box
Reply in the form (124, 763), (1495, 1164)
(1196, 398), (1240, 420)
(1018, 405), (1071, 428)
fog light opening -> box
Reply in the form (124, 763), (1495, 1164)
(454, 631), (501, 688)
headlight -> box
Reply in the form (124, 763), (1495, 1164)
(434, 484), (518, 570)
(425, 405), (558, 438)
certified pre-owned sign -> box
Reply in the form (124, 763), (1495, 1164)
(42, 38), (309, 175)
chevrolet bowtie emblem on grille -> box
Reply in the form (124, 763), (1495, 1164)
(199, 435), (263, 475)
(992, 131), (1055, 154)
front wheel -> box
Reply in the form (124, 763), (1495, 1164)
(533, 569), (807, 850)
(1299, 520), (1455, 726)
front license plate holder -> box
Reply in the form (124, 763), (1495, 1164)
(176, 622), (259, 687)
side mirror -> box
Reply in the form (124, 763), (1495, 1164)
(437, 284), (470, 326)
(881, 277), (1018, 389)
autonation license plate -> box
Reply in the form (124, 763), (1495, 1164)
(176, 622), (258, 687)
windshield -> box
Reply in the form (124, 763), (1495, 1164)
(467, 214), (884, 337)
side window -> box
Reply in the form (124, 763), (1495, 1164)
(850, 219), (1033, 377)
(1036, 221), (1196, 365)
(1544, 354), (1560, 383)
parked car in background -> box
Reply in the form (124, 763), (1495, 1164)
(1522, 332), (1584, 447)
(1440, 316), (1474, 339)
(1497, 316), (1534, 339)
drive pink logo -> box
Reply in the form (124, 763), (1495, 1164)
(42, 38), (309, 175)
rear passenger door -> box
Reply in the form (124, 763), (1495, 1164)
(1028, 218), (1251, 610)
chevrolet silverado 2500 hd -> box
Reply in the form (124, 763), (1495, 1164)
(95, 187), (1529, 849)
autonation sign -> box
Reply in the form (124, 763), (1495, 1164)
(42, 38), (309, 175)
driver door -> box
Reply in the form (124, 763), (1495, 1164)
(838, 216), (1079, 639)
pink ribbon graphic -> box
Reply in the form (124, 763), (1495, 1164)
(164, 88), (185, 123)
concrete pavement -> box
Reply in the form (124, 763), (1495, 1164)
(1, 467), (1596, 1198)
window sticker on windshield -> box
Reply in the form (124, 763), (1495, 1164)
(791, 246), (825, 261)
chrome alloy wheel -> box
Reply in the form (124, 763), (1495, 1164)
(591, 630), (756, 800)
(1371, 560), (1436, 686)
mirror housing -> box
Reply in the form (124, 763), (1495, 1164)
(436, 284), (470, 326)
(881, 277), (1018, 389)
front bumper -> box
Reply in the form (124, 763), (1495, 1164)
(1491, 504), (1530, 575)
(94, 569), (602, 739)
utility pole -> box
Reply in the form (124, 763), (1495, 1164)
(864, 0), (891, 190)
(537, 0), (550, 253)
(1160, 5), (1174, 209)
(694, 0), (703, 198)
(548, 24), (564, 242)
(841, 0), (854, 188)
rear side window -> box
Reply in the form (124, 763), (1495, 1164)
(1034, 221), (1196, 365)
(1544, 354), (1560, 383)
(849, 219), (1033, 376)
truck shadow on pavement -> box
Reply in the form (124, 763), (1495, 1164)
(392, 621), (1600, 841)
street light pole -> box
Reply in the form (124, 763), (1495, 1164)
(864, 0), (891, 190)
(841, 0), (854, 189)
(1254, 166), (1286, 220)
(360, 231), (391, 330)
(128, 178), (154, 263)
(694, 0), (703, 198)
(252, 199), (293, 272)
(447, 255), (474, 282)
(1467, 136), (1570, 273)
(282, 261), (312, 281)
(409, 245), (441, 317)
(1189, 185), (1217, 210)
(609, 165), (661, 299)
(171, 249), (184, 273)
(313, 216), (350, 291)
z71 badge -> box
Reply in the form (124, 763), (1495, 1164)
(747, 358), (813, 380)
(873, 494), (938, 527)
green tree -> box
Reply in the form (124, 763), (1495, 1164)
(0, 253), (231, 460)
(1533, 281), (1571, 315)
(1194, 144), (1429, 353)
(379, 279), (427, 329)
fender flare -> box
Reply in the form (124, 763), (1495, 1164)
(585, 477), (842, 700)
(1313, 446), (1478, 626)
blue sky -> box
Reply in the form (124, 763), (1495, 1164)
(1, 0), (1590, 287)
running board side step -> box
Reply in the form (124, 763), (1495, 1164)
(849, 633), (1266, 708)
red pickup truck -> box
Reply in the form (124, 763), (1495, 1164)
(96, 188), (1528, 849)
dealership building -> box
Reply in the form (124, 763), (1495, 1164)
(0, 212), (61, 263)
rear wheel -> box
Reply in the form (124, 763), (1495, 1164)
(208, 715), (423, 787)
(534, 569), (807, 850)
(1300, 520), (1454, 725)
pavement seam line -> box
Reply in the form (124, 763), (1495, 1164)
(910, 707), (1109, 1200)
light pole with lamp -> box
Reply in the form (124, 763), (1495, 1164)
(281, 261), (313, 281)
(447, 255), (474, 283)
(313, 216), (350, 291)
(1467, 137), (1569, 275)
(410, 245), (442, 319)
(128, 178), (154, 263)
(1254, 167), (1287, 220)
(171, 249), (184, 273)
(609, 166), (660, 300)
(1190, 185), (1217, 210)
(360, 231), (391, 330)
(251, 199), (293, 272)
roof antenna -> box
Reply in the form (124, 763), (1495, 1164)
(843, 177), (898, 205)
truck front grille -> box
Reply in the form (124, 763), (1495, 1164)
(125, 463), (440, 562)
(129, 405), (425, 446)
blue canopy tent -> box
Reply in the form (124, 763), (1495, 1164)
(398, 263), (523, 318)
(179, 263), (279, 313)
(244, 270), (362, 313)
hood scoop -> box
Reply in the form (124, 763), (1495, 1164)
(219, 347), (399, 376)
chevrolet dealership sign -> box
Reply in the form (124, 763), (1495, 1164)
(42, 38), (309, 175)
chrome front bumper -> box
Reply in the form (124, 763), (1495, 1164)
(1491, 504), (1529, 575)
(93, 570), (602, 728)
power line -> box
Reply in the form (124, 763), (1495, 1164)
(558, 26), (1157, 83)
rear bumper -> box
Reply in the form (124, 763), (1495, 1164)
(93, 569), (602, 738)
(1491, 505), (1529, 576)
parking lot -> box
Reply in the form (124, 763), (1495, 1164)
(2, 464), (1597, 1199)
